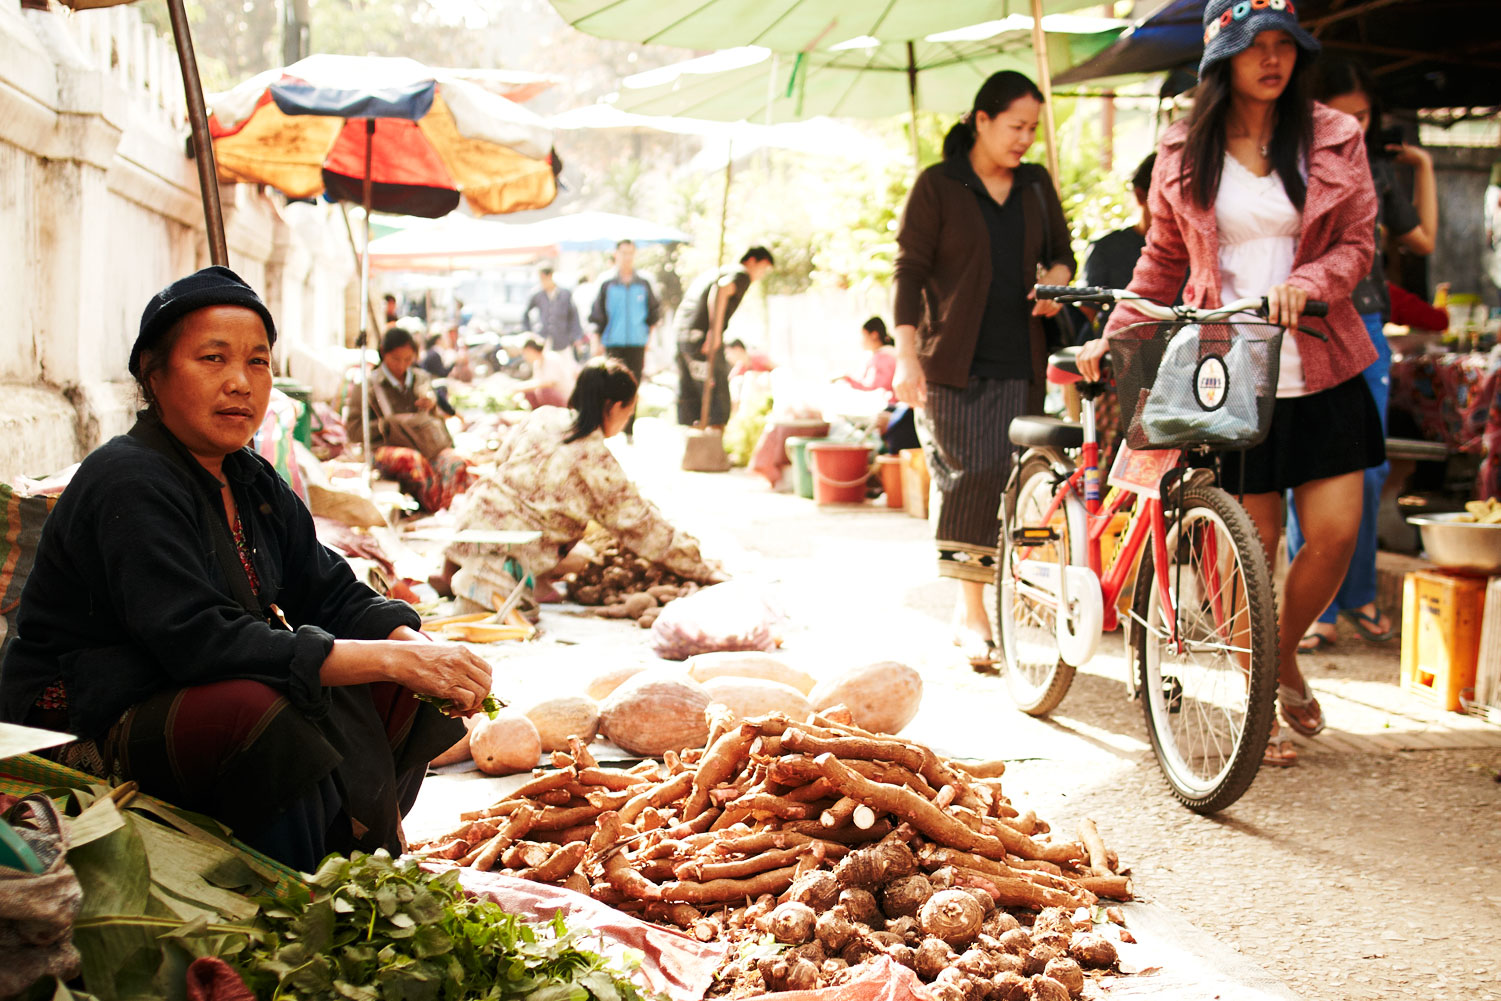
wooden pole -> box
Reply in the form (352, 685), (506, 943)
(359, 119), (375, 491)
(1029, 0), (1061, 187)
(164, 0), (228, 265)
(716, 139), (733, 268)
(906, 41), (920, 172)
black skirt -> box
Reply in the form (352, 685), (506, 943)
(1218, 375), (1385, 495)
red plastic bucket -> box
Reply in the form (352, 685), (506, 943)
(876, 454), (903, 508)
(807, 442), (871, 504)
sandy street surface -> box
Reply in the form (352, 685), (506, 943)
(410, 417), (1501, 1001)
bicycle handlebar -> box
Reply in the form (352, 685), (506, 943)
(1034, 285), (1328, 336)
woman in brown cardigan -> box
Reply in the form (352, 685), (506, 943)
(892, 71), (1075, 668)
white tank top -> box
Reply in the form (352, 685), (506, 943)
(1215, 156), (1307, 398)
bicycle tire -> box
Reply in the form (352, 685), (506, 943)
(1131, 484), (1278, 813)
(995, 453), (1078, 717)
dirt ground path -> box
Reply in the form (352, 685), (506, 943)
(414, 418), (1501, 1000)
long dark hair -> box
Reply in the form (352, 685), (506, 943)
(1181, 53), (1315, 211)
(942, 71), (1045, 161)
(566, 357), (638, 443)
(1313, 55), (1381, 154)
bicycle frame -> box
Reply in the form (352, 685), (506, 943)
(1017, 407), (1237, 657)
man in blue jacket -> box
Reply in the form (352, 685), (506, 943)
(589, 239), (661, 441)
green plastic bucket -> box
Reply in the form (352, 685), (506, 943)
(785, 436), (828, 499)
(273, 379), (314, 449)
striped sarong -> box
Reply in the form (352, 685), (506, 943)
(921, 377), (1030, 583)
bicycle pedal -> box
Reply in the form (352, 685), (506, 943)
(1012, 527), (1059, 547)
(1162, 675), (1184, 713)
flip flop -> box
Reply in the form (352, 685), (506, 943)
(1279, 683), (1326, 738)
(1339, 607), (1395, 643)
(955, 632), (998, 672)
(1263, 721), (1297, 768)
(1297, 631), (1336, 654)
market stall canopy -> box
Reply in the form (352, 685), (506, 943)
(612, 15), (1123, 122)
(208, 54), (559, 218)
(550, 104), (896, 162)
(367, 211), (691, 271)
(1054, 0), (1501, 110)
(548, 0), (1107, 50)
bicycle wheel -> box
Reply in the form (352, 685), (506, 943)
(996, 454), (1079, 716)
(1131, 484), (1278, 813)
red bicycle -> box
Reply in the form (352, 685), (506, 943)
(995, 284), (1328, 812)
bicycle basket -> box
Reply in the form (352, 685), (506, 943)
(1109, 321), (1284, 450)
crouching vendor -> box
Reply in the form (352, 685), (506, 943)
(432, 358), (722, 605)
(0, 267), (492, 872)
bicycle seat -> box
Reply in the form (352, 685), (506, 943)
(1009, 415), (1084, 451)
(1047, 346), (1108, 400)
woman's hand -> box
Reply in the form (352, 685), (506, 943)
(1030, 266), (1072, 317)
(1265, 282), (1310, 330)
(1076, 337), (1110, 382)
(1388, 144), (1432, 170)
(389, 641), (494, 717)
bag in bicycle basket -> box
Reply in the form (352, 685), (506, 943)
(1109, 321), (1283, 450)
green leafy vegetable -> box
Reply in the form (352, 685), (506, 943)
(233, 851), (657, 1001)
(416, 693), (505, 720)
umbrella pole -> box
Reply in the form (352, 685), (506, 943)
(360, 119), (375, 493)
(1029, 0), (1062, 187)
(164, 0), (228, 265)
(906, 41), (920, 172)
(716, 138), (733, 268)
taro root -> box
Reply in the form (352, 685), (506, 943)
(834, 838), (917, 889)
(1029, 975), (1072, 1001)
(838, 888), (883, 926)
(914, 937), (957, 981)
(992, 954), (1025, 977)
(960, 885), (996, 914)
(1034, 932), (1071, 953)
(783, 957), (819, 992)
(840, 936), (880, 966)
(572, 584), (604, 606)
(998, 928), (1035, 955)
(1032, 907), (1075, 938)
(1068, 932), (1118, 969)
(957, 947), (998, 979)
(789, 869), (841, 911)
(815, 908), (858, 953)
(919, 889), (986, 948)
(992, 972), (1029, 1001)
(887, 944), (918, 969)
(1023, 943), (1060, 977)
(928, 981), (968, 1001)
(744, 893), (778, 925)
(935, 968), (985, 1001)
(821, 958), (849, 979)
(786, 942), (826, 966)
(765, 901), (817, 944)
(983, 912), (1022, 937)
(881, 874), (936, 919)
(885, 914), (922, 944)
(1043, 957), (1085, 998)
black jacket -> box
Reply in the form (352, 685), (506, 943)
(893, 160), (1075, 402)
(0, 416), (420, 739)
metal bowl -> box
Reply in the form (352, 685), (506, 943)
(1407, 512), (1501, 573)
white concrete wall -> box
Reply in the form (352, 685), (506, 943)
(0, 0), (354, 482)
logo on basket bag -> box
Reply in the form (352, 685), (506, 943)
(1193, 355), (1229, 411)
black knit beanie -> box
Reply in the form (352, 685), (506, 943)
(130, 266), (278, 377)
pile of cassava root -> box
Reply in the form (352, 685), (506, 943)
(414, 707), (1134, 1001)
(564, 545), (700, 629)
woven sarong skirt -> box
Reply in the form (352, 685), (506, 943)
(921, 377), (1030, 583)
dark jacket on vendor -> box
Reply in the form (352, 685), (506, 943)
(893, 160), (1074, 411)
(0, 417), (421, 739)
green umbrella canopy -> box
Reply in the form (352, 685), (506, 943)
(614, 16), (1123, 122)
(550, 0), (1109, 50)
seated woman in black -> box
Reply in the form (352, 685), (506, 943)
(0, 267), (493, 871)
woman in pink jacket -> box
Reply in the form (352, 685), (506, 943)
(1077, 0), (1379, 766)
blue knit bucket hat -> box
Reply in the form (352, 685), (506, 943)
(1200, 0), (1320, 76)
